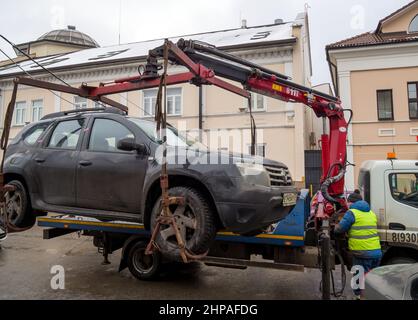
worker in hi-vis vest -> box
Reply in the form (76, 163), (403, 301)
(334, 190), (382, 299)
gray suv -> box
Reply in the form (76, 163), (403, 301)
(3, 109), (298, 256)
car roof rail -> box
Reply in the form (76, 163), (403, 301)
(41, 107), (126, 120)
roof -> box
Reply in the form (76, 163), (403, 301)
(327, 1), (418, 50)
(0, 22), (296, 79)
(375, 0), (418, 33)
(326, 31), (418, 50)
(37, 27), (100, 48)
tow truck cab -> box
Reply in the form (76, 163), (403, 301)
(358, 160), (418, 264)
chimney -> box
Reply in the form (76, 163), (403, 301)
(274, 19), (284, 24)
(67, 25), (76, 30)
(241, 19), (247, 29)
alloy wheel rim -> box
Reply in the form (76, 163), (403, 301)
(4, 191), (23, 224)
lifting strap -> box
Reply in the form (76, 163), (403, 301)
(145, 40), (208, 263)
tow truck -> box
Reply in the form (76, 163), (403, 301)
(0, 38), (353, 299)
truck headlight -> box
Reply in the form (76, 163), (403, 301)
(235, 162), (270, 187)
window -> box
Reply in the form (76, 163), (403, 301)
(74, 96), (88, 110)
(32, 100), (43, 122)
(389, 173), (418, 208)
(23, 123), (50, 146)
(48, 119), (85, 150)
(358, 169), (371, 204)
(89, 119), (134, 152)
(143, 90), (157, 116)
(167, 88), (182, 116)
(248, 93), (266, 112)
(377, 90), (394, 120)
(408, 82), (418, 119)
(409, 15), (418, 33)
(247, 144), (266, 157)
(14, 102), (27, 125)
(143, 88), (182, 117)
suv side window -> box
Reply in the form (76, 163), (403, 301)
(89, 118), (134, 152)
(389, 173), (418, 208)
(48, 119), (85, 150)
(22, 122), (50, 146)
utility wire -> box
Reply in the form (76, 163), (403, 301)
(0, 34), (155, 118)
(0, 47), (78, 108)
(0, 34), (72, 87)
(0, 34), (110, 110)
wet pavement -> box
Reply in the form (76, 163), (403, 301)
(0, 225), (353, 300)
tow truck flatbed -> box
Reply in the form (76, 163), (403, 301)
(34, 190), (339, 300)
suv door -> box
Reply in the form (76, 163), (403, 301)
(76, 117), (148, 214)
(32, 118), (86, 207)
(385, 170), (418, 249)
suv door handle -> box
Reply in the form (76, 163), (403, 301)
(35, 158), (45, 164)
(79, 160), (92, 167)
(389, 223), (406, 231)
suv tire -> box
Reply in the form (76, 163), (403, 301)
(2, 180), (35, 228)
(150, 186), (216, 262)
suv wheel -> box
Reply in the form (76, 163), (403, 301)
(150, 186), (217, 262)
(2, 180), (35, 228)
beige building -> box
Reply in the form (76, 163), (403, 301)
(0, 13), (320, 187)
(327, 0), (418, 189)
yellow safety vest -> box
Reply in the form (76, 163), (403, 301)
(348, 209), (381, 251)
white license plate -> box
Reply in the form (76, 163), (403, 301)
(283, 193), (297, 207)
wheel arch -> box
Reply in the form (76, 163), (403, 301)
(382, 245), (418, 265)
(4, 172), (30, 195)
(143, 175), (222, 231)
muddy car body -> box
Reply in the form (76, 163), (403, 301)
(3, 110), (298, 253)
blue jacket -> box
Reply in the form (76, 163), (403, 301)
(335, 201), (383, 259)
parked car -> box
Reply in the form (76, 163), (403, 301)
(2, 108), (298, 259)
(364, 263), (418, 300)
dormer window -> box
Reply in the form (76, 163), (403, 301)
(408, 14), (418, 33)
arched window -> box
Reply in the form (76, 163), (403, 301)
(409, 14), (418, 33)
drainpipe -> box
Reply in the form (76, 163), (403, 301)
(326, 48), (339, 97)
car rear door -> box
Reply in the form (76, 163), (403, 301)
(76, 116), (148, 214)
(32, 117), (86, 207)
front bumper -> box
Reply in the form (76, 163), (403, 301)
(213, 181), (298, 234)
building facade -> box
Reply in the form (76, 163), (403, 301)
(327, 0), (418, 189)
(0, 13), (320, 187)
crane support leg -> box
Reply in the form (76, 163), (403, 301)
(320, 232), (332, 300)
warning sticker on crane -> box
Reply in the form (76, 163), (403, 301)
(272, 84), (283, 92)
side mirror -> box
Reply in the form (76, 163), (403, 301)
(117, 137), (147, 154)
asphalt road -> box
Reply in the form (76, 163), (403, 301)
(0, 226), (353, 300)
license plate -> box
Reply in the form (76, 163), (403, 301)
(283, 193), (297, 207)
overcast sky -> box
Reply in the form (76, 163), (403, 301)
(0, 0), (412, 86)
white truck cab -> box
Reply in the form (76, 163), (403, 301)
(358, 160), (418, 264)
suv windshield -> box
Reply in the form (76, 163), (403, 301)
(127, 117), (207, 151)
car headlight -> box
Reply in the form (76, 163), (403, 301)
(235, 162), (270, 187)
